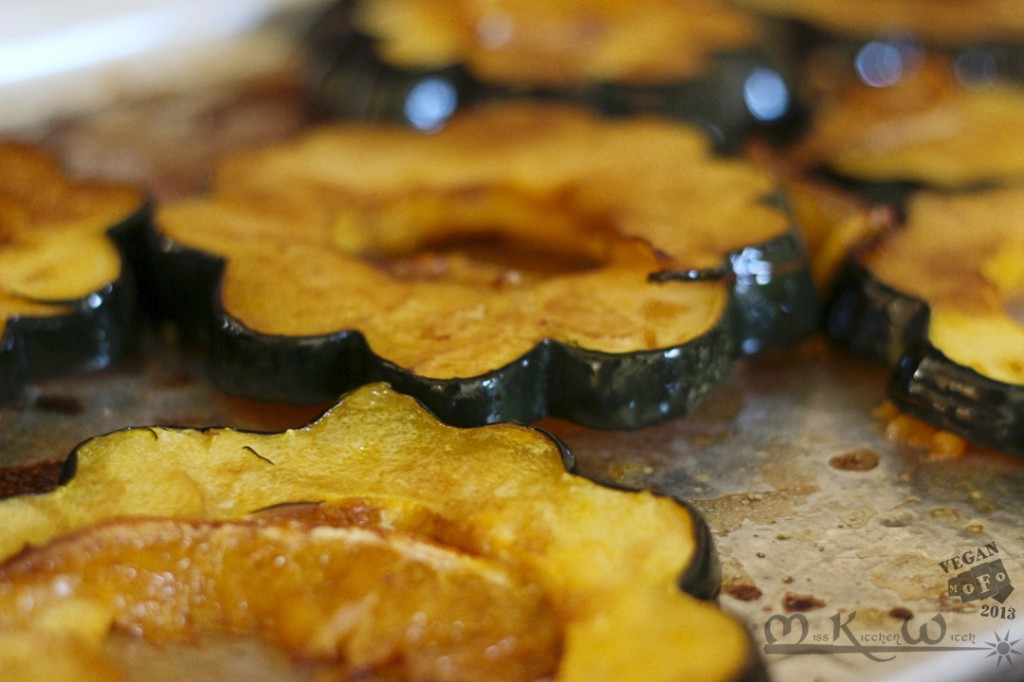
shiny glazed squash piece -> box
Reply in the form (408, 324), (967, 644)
(151, 104), (815, 428)
(786, 56), (1024, 190)
(350, 0), (758, 86)
(0, 517), (560, 681)
(305, 0), (793, 148)
(0, 383), (764, 681)
(828, 186), (1024, 456)
(0, 142), (147, 404)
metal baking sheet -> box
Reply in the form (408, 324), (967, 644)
(3, 7), (1024, 680)
(558, 340), (1024, 682)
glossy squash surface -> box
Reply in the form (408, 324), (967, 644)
(0, 383), (765, 681)
(151, 104), (815, 428)
(305, 0), (795, 148)
(828, 186), (1024, 455)
(0, 142), (147, 404)
(787, 55), (1024, 191)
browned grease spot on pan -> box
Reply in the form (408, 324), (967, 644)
(725, 583), (764, 602)
(782, 592), (825, 613)
(829, 448), (880, 472)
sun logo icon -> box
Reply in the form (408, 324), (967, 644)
(986, 631), (1022, 667)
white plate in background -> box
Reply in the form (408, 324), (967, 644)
(0, 0), (330, 131)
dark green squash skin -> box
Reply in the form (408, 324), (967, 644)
(304, 0), (799, 152)
(145, 217), (815, 429)
(726, 228), (817, 354)
(827, 258), (1024, 457)
(139, 226), (226, 342)
(890, 343), (1024, 457)
(0, 203), (150, 405)
(53, 393), (767, 681)
(0, 333), (27, 406)
(651, 227), (818, 356)
(211, 307), (734, 430)
(825, 260), (929, 366)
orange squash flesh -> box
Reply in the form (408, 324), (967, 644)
(788, 57), (1024, 189)
(151, 105), (813, 427)
(0, 517), (560, 682)
(0, 383), (761, 681)
(0, 143), (140, 314)
(0, 142), (146, 402)
(827, 186), (1024, 456)
(351, 0), (760, 86)
(156, 104), (787, 376)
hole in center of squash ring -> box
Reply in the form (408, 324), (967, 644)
(331, 188), (615, 288)
(372, 232), (607, 287)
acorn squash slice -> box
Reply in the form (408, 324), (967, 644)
(0, 142), (148, 405)
(150, 104), (815, 428)
(0, 518), (562, 682)
(785, 54), (1024, 194)
(731, 0), (1024, 45)
(305, 0), (795, 149)
(827, 185), (1024, 456)
(0, 383), (765, 682)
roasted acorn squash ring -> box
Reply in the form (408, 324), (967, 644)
(0, 143), (148, 405)
(304, 0), (796, 149)
(827, 185), (1024, 456)
(779, 48), (1024, 199)
(150, 104), (815, 428)
(0, 383), (767, 682)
